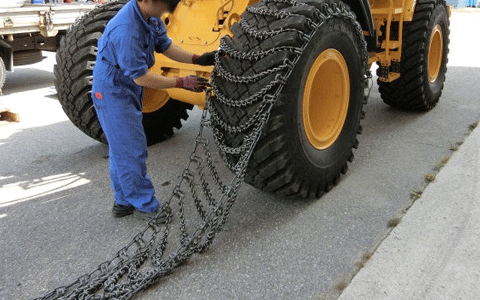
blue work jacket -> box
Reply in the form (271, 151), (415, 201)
(92, 0), (172, 103)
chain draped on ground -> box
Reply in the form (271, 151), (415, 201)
(36, 0), (367, 299)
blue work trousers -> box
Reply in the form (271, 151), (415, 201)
(92, 68), (159, 213)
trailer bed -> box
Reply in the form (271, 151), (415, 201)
(0, 3), (96, 37)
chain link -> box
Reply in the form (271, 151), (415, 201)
(36, 0), (369, 298)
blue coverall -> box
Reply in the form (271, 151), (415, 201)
(92, 0), (172, 213)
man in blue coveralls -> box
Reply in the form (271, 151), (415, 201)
(91, 0), (215, 223)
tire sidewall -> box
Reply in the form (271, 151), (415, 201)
(277, 17), (365, 179)
(55, 0), (190, 145)
(0, 56), (6, 91)
(425, 3), (449, 100)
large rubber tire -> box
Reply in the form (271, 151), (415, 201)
(54, 0), (192, 145)
(212, 0), (367, 198)
(0, 56), (5, 91)
(377, 0), (450, 111)
(13, 50), (43, 66)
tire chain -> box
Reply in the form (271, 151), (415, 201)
(36, 0), (368, 299)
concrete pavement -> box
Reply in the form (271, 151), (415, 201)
(338, 124), (480, 299)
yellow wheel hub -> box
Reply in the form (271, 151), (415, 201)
(142, 87), (170, 113)
(303, 48), (350, 150)
(428, 24), (443, 83)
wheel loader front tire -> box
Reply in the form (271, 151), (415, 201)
(55, 0), (192, 146)
(212, 0), (367, 198)
(378, 0), (450, 111)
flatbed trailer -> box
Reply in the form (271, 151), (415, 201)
(0, 1), (96, 91)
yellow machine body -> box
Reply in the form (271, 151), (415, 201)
(143, 0), (258, 112)
(368, 0), (416, 81)
(143, 0), (445, 111)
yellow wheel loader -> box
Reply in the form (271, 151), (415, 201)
(55, 0), (450, 198)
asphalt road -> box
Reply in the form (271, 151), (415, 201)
(1, 11), (479, 300)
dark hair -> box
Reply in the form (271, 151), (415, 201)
(137, 0), (181, 12)
(165, 0), (181, 12)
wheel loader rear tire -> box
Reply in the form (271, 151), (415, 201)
(54, 0), (192, 146)
(211, 0), (367, 198)
(377, 0), (450, 111)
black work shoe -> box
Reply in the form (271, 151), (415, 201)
(133, 207), (170, 224)
(112, 204), (134, 218)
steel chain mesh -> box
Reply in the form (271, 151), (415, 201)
(36, 0), (368, 298)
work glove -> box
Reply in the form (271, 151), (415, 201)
(192, 51), (216, 66)
(175, 75), (209, 92)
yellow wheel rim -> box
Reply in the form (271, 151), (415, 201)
(142, 87), (170, 113)
(303, 48), (350, 150)
(428, 24), (443, 83)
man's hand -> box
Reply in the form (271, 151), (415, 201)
(192, 51), (216, 66)
(175, 75), (209, 92)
